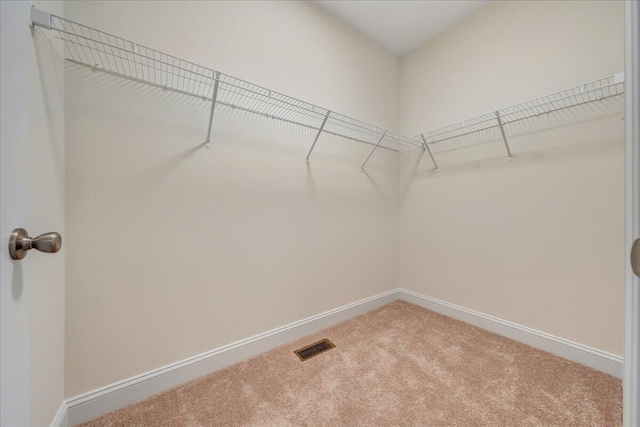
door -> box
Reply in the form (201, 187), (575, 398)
(624, 1), (640, 426)
(0, 1), (65, 426)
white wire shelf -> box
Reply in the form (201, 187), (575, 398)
(413, 73), (625, 170)
(34, 10), (420, 164)
(30, 7), (626, 171)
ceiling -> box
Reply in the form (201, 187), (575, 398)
(314, 1), (489, 57)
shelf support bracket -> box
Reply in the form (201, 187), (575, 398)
(306, 111), (330, 163)
(495, 111), (514, 161)
(420, 137), (439, 172)
(30, 6), (52, 29)
(361, 130), (388, 171)
(203, 72), (221, 149)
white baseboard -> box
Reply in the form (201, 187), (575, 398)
(50, 401), (68, 427)
(398, 288), (623, 378)
(60, 287), (623, 426)
(64, 289), (399, 426)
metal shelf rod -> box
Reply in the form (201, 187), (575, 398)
(65, 59), (402, 153)
(204, 72), (220, 149)
(417, 77), (624, 145)
(361, 130), (388, 170)
(495, 111), (514, 161)
(54, 28), (216, 82)
(421, 137), (439, 172)
(34, 8), (625, 170)
(41, 8), (422, 156)
(414, 89), (624, 148)
(306, 112), (331, 163)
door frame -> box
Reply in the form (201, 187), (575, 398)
(624, 1), (639, 426)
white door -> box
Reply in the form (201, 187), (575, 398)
(624, 1), (640, 425)
(0, 1), (66, 426)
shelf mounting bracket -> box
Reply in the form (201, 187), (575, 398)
(203, 72), (221, 149)
(30, 5), (52, 30)
(420, 136), (439, 172)
(361, 130), (388, 171)
(306, 111), (330, 163)
(495, 111), (514, 161)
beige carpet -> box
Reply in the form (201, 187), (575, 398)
(80, 301), (622, 426)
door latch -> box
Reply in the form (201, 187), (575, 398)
(632, 238), (640, 278)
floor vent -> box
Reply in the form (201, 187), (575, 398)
(294, 339), (335, 361)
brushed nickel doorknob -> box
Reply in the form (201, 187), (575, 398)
(9, 228), (62, 260)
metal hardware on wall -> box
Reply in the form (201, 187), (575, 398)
(204, 72), (221, 149)
(420, 136), (439, 172)
(361, 130), (388, 170)
(30, 4), (51, 30)
(29, 6), (625, 171)
(9, 228), (62, 261)
(306, 111), (330, 164)
(416, 73), (625, 169)
(28, 6), (421, 165)
(495, 111), (514, 161)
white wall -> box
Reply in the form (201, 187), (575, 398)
(64, 1), (400, 397)
(398, 0), (625, 356)
(0, 1), (66, 425)
(64, 0), (626, 400)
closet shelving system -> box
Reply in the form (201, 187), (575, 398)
(31, 7), (625, 171)
(414, 73), (626, 171)
(31, 8), (420, 170)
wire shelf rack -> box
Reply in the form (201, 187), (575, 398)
(30, 7), (625, 171)
(413, 73), (625, 169)
(43, 12), (419, 156)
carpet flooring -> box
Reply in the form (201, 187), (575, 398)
(80, 301), (622, 426)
